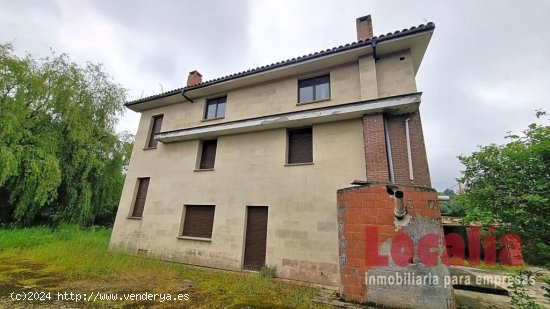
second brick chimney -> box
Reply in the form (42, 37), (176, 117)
(356, 15), (373, 42)
(187, 70), (203, 86)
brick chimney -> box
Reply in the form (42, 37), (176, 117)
(186, 70), (202, 86)
(356, 15), (373, 42)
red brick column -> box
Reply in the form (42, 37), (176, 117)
(337, 184), (451, 306)
(362, 114), (389, 182)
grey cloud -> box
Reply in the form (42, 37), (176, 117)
(0, 0), (62, 54)
(90, 0), (252, 81)
(138, 54), (177, 82)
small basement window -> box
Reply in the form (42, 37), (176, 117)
(181, 205), (215, 239)
(298, 74), (330, 103)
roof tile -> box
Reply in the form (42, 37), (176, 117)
(126, 22), (435, 107)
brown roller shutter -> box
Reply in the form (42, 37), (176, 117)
(132, 178), (150, 217)
(243, 206), (268, 271)
(287, 127), (313, 164)
(147, 115), (163, 148)
(181, 205), (215, 238)
(199, 139), (217, 169)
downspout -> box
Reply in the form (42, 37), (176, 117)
(371, 38), (379, 62)
(405, 118), (414, 182)
(383, 115), (396, 183)
(181, 89), (194, 103)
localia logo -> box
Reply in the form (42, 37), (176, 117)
(365, 225), (523, 267)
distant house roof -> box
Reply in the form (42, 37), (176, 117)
(125, 22), (435, 107)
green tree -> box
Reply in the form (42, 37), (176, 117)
(0, 43), (130, 226)
(457, 116), (550, 265)
(438, 189), (464, 216)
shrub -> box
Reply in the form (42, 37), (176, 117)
(543, 278), (550, 301)
(509, 270), (542, 309)
(259, 265), (277, 279)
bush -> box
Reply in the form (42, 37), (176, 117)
(509, 270), (543, 309)
(543, 278), (550, 301)
(259, 265), (277, 278)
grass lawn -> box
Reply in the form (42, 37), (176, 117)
(0, 226), (328, 308)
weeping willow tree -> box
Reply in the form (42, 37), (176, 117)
(0, 43), (132, 226)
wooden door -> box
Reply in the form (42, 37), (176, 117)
(243, 206), (268, 270)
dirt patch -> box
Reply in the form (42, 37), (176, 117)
(0, 256), (192, 308)
(0, 256), (76, 308)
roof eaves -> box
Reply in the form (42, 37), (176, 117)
(125, 22), (434, 108)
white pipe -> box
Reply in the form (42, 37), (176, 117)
(383, 115), (396, 183)
(405, 118), (414, 182)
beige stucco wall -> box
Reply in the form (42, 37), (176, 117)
(110, 48), (418, 285)
(134, 51), (416, 142)
(110, 119), (366, 285)
(376, 49), (417, 98)
(153, 61), (363, 134)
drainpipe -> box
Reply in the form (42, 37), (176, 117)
(383, 115), (395, 183)
(371, 39), (379, 62)
(405, 118), (414, 182)
(181, 89), (194, 103)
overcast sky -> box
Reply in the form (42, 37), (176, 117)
(1, 0), (549, 191)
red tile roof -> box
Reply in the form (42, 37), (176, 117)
(126, 22), (435, 107)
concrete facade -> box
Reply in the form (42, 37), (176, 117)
(110, 17), (436, 287)
(111, 120), (365, 285)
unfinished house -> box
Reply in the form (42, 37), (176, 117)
(110, 15), (447, 306)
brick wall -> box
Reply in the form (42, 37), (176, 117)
(362, 112), (431, 187)
(362, 114), (389, 182)
(337, 184), (454, 308)
(387, 112), (431, 186)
